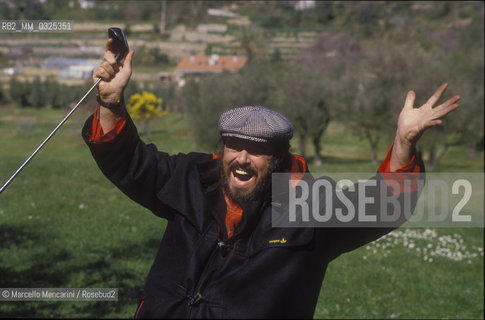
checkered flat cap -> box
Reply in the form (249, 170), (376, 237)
(218, 106), (294, 143)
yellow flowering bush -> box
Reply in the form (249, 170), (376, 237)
(127, 91), (167, 136)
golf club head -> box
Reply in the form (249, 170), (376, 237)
(108, 27), (129, 64)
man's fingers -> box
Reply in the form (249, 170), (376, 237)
(404, 90), (415, 109)
(100, 61), (115, 76)
(93, 67), (110, 81)
(104, 51), (117, 66)
(424, 83), (448, 108)
(103, 39), (118, 66)
(432, 103), (460, 120)
(439, 95), (461, 108)
(427, 119), (443, 128)
(122, 50), (135, 73)
(105, 38), (112, 51)
(93, 61), (116, 81)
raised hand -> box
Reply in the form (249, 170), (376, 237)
(396, 83), (460, 147)
(390, 83), (460, 170)
(93, 38), (135, 103)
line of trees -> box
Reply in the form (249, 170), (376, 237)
(1, 77), (94, 110)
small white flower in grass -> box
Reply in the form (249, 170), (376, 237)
(366, 228), (482, 262)
(78, 203), (86, 209)
(28, 215), (32, 220)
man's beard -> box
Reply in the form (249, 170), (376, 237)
(221, 158), (276, 205)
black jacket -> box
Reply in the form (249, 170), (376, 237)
(82, 114), (423, 319)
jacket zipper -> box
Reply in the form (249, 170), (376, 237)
(187, 237), (220, 315)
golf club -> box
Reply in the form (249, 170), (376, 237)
(0, 27), (129, 195)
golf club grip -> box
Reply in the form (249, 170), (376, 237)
(108, 27), (129, 64)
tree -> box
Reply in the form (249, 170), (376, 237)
(9, 77), (30, 108)
(271, 64), (333, 165)
(453, 48), (484, 159)
(342, 39), (417, 164)
(180, 59), (281, 152)
(181, 72), (240, 152)
(127, 91), (167, 137)
(233, 26), (267, 63)
(284, 33), (363, 164)
(29, 77), (45, 108)
(0, 82), (6, 104)
(407, 11), (484, 166)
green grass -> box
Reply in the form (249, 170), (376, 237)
(0, 107), (483, 318)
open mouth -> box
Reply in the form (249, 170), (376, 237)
(233, 168), (253, 181)
(229, 165), (257, 189)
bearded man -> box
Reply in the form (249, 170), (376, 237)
(82, 40), (460, 318)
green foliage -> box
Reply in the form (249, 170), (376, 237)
(181, 74), (236, 152)
(134, 46), (173, 68)
(8, 77), (30, 108)
(29, 77), (45, 108)
(239, 1), (335, 29)
(270, 48), (282, 63)
(340, 39), (419, 163)
(0, 0), (48, 20)
(7, 77), (84, 110)
(205, 43), (213, 56)
(0, 82), (6, 104)
(270, 63), (334, 164)
(233, 25), (268, 63)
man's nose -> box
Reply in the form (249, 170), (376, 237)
(236, 150), (251, 164)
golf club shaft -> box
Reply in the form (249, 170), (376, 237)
(0, 78), (102, 194)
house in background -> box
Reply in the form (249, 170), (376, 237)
(172, 54), (247, 87)
(40, 58), (99, 79)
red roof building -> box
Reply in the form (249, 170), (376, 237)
(175, 55), (247, 74)
(172, 54), (247, 87)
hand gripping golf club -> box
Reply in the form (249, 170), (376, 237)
(0, 27), (129, 195)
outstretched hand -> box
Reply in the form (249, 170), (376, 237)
(390, 83), (460, 171)
(93, 38), (135, 103)
(396, 83), (460, 147)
